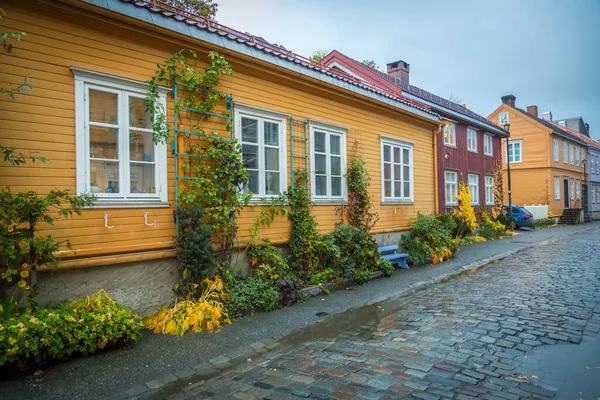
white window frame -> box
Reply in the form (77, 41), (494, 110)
(468, 173), (479, 205)
(467, 127), (478, 153)
(506, 139), (522, 163)
(576, 146), (580, 166)
(554, 176), (560, 200)
(553, 139), (559, 162)
(443, 123), (456, 148)
(74, 68), (168, 205)
(445, 170), (458, 206)
(596, 156), (599, 174)
(570, 144), (574, 165)
(576, 179), (581, 200)
(234, 104), (288, 200)
(484, 134), (493, 156)
(485, 175), (494, 205)
(563, 141), (568, 163)
(310, 122), (347, 202)
(498, 112), (509, 125)
(381, 136), (414, 203)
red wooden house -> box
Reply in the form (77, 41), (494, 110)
(320, 51), (507, 214)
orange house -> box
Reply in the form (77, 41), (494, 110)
(488, 95), (588, 220)
(0, 0), (446, 314)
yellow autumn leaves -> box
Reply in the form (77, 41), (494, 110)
(142, 276), (231, 336)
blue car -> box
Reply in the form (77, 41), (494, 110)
(505, 205), (535, 229)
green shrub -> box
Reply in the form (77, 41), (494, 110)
(534, 218), (553, 229)
(401, 213), (458, 265)
(224, 278), (280, 318)
(327, 225), (380, 284)
(308, 268), (338, 285)
(478, 209), (508, 240)
(380, 259), (394, 277)
(0, 290), (141, 367)
(174, 205), (215, 294)
(247, 241), (291, 280)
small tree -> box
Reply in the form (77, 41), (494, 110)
(163, 0), (218, 20)
(453, 182), (478, 237)
(361, 60), (378, 70)
(309, 49), (330, 63)
(491, 159), (504, 220)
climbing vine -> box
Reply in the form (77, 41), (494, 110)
(145, 49), (234, 144)
(491, 159), (504, 220)
(336, 149), (378, 231)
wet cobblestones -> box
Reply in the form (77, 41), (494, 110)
(161, 229), (600, 399)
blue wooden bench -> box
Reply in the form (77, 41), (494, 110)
(378, 245), (409, 269)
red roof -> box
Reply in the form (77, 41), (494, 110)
(548, 121), (600, 150)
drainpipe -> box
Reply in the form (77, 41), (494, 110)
(503, 123), (512, 228)
(433, 123), (443, 214)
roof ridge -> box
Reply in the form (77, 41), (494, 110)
(514, 107), (594, 147)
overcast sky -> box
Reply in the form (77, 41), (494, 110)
(217, 0), (600, 140)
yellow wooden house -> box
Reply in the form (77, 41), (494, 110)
(0, 0), (446, 314)
(488, 95), (587, 219)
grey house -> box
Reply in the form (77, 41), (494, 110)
(556, 117), (600, 220)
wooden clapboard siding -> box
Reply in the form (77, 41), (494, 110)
(0, 1), (438, 263)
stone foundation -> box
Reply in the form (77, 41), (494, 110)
(36, 257), (179, 317)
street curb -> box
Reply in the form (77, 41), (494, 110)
(118, 224), (598, 399)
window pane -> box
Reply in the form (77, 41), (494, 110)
(90, 160), (120, 194)
(393, 147), (401, 163)
(241, 118), (258, 143)
(394, 165), (400, 180)
(89, 90), (118, 124)
(404, 182), (410, 198)
(384, 180), (392, 197)
(315, 154), (327, 175)
(265, 172), (279, 194)
(330, 135), (341, 155)
(403, 166), (410, 181)
(264, 147), (279, 171)
(394, 181), (401, 198)
(383, 145), (391, 162)
(331, 156), (341, 175)
(331, 177), (341, 197)
(314, 131), (326, 153)
(242, 144), (258, 169)
(403, 148), (410, 165)
(384, 163), (391, 180)
(90, 126), (119, 160)
(315, 175), (327, 196)
(264, 122), (279, 146)
(245, 170), (259, 194)
(130, 164), (155, 194)
(128, 97), (151, 129)
(129, 131), (154, 161)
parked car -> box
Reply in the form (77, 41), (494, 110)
(505, 205), (535, 229)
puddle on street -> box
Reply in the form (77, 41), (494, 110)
(517, 334), (600, 399)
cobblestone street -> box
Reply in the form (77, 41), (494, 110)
(151, 228), (600, 400)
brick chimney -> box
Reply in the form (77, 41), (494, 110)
(386, 60), (410, 83)
(501, 95), (516, 107)
(526, 105), (538, 118)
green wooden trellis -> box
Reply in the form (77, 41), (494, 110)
(289, 117), (309, 190)
(171, 81), (234, 235)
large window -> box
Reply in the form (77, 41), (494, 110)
(553, 139), (559, 162)
(563, 141), (568, 163)
(235, 105), (287, 198)
(554, 177), (560, 200)
(443, 124), (456, 147)
(311, 123), (346, 200)
(597, 156), (599, 173)
(74, 69), (168, 204)
(570, 144), (574, 165)
(445, 170), (458, 206)
(506, 140), (522, 163)
(576, 146), (580, 166)
(570, 178), (575, 200)
(484, 134), (493, 156)
(467, 128), (478, 153)
(485, 175), (494, 205)
(468, 173), (479, 204)
(381, 137), (413, 202)
(576, 180), (581, 200)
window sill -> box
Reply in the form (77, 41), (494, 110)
(468, 149), (478, 154)
(443, 143), (457, 148)
(87, 201), (171, 209)
(381, 200), (414, 205)
(485, 153), (494, 157)
(445, 203), (458, 207)
(312, 199), (347, 205)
